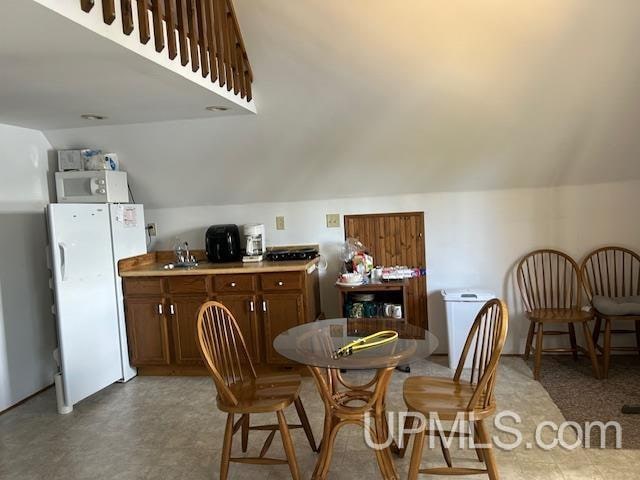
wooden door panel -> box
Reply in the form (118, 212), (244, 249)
(125, 297), (170, 366)
(262, 293), (303, 364)
(344, 212), (428, 329)
(170, 295), (207, 366)
(215, 294), (259, 364)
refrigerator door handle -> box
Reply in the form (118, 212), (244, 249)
(58, 242), (68, 281)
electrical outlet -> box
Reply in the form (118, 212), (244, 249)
(275, 216), (285, 230)
(147, 223), (157, 237)
(326, 213), (340, 228)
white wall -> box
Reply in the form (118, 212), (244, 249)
(44, 1), (640, 208)
(146, 180), (640, 355)
(0, 123), (56, 411)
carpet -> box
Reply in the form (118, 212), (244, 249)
(531, 355), (640, 449)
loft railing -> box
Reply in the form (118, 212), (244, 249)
(80, 0), (253, 101)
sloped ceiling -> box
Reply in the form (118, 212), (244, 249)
(44, 0), (640, 209)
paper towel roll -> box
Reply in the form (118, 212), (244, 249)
(54, 373), (73, 415)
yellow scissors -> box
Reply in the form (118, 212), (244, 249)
(332, 330), (399, 358)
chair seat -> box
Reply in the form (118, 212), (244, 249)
(403, 376), (493, 421)
(218, 373), (302, 414)
(526, 308), (593, 323)
(594, 311), (640, 322)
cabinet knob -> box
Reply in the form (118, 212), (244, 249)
(249, 300), (255, 312)
(277, 281), (284, 286)
(169, 304), (175, 315)
(230, 282), (237, 287)
(262, 301), (267, 312)
(158, 304), (163, 315)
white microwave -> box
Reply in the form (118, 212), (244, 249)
(55, 171), (129, 203)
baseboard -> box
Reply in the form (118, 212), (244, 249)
(0, 383), (54, 416)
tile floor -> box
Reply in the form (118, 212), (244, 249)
(1, 357), (639, 479)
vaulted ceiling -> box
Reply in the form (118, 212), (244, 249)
(44, 0), (640, 208)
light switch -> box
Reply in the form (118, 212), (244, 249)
(326, 214), (340, 228)
(276, 216), (285, 230)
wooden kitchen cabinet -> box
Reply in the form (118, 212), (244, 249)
(119, 252), (322, 374)
(168, 295), (208, 366)
(262, 293), (304, 364)
(215, 294), (260, 364)
(124, 296), (171, 366)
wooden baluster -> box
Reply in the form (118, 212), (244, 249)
(81, 0), (95, 12)
(102, 0), (116, 24)
(165, 0), (177, 59)
(121, 0), (134, 34)
(151, 0), (165, 52)
(223, 4), (233, 90)
(229, 16), (240, 94)
(196, 0), (210, 78)
(214, 0), (226, 87)
(237, 44), (246, 98)
(206, 0), (218, 82)
(176, 0), (189, 66)
(137, 0), (151, 44)
(187, 0), (200, 72)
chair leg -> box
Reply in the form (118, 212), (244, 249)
(473, 424), (485, 463)
(220, 413), (234, 480)
(476, 420), (499, 480)
(593, 316), (602, 347)
(293, 396), (317, 452)
(568, 323), (578, 361)
(438, 430), (452, 467)
(635, 320), (640, 356)
(241, 414), (249, 452)
(408, 427), (426, 480)
(534, 322), (544, 380)
(524, 321), (535, 361)
(398, 414), (415, 458)
(277, 409), (301, 480)
(603, 319), (612, 379)
(581, 322), (601, 379)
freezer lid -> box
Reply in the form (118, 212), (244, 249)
(441, 288), (496, 302)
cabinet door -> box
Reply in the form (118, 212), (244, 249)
(125, 297), (170, 366)
(216, 294), (260, 364)
(169, 295), (208, 366)
(262, 293), (304, 364)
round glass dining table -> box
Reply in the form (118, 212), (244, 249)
(274, 318), (438, 480)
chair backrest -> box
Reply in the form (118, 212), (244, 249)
(581, 246), (640, 300)
(196, 301), (257, 406)
(454, 298), (508, 411)
(516, 249), (582, 311)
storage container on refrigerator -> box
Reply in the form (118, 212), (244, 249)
(442, 289), (496, 370)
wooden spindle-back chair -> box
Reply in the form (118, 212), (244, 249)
(403, 299), (509, 480)
(516, 249), (600, 380)
(197, 301), (317, 480)
(581, 247), (640, 378)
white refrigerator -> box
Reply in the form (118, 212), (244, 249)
(47, 203), (146, 411)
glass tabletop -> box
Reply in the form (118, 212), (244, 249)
(273, 318), (438, 369)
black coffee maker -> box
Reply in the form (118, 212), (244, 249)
(205, 224), (242, 262)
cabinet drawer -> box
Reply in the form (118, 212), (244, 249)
(124, 278), (163, 296)
(213, 274), (255, 292)
(260, 272), (303, 291)
(167, 276), (207, 294)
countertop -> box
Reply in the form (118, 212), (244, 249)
(118, 251), (319, 277)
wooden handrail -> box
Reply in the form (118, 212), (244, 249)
(80, 0), (253, 100)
